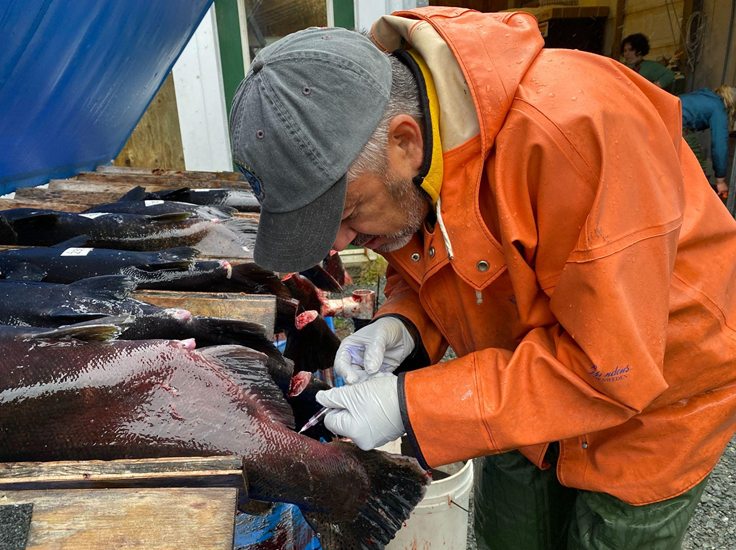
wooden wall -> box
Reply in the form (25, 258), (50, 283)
(114, 73), (186, 171)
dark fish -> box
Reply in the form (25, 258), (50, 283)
(0, 240), (198, 284)
(0, 208), (256, 259)
(0, 337), (427, 549)
(323, 250), (351, 286)
(284, 310), (341, 374)
(87, 194), (238, 220)
(148, 187), (261, 213)
(0, 275), (278, 362)
(300, 264), (342, 293)
(283, 273), (326, 313)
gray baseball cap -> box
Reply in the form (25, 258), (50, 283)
(230, 27), (392, 273)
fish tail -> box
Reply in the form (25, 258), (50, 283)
(300, 265), (342, 293)
(284, 313), (340, 373)
(303, 442), (428, 550)
(230, 263), (293, 300)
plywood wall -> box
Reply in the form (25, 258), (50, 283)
(114, 73), (186, 170)
(693, 0), (736, 89)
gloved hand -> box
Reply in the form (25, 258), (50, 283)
(316, 375), (404, 451)
(334, 317), (415, 384)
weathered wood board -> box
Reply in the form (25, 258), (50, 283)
(93, 166), (242, 181)
(0, 487), (237, 549)
(0, 199), (88, 212)
(134, 291), (276, 338)
(0, 457), (245, 491)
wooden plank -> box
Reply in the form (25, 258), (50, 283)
(0, 457), (245, 491)
(114, 73), (186, 171)
(13, 188), (101, 206)
(134, 291), (276, 338)
(78, 172), (244, 186)
(47, 179), (246, 196)
(95, 166), (242, 181)
(0, 487), (237, 549)
(0, 199), (87, 213)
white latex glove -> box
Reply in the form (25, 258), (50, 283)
(334, 317), (415, 384)
(316, 375), (404, 451)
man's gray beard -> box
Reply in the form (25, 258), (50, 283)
(351, 171), (430, 253)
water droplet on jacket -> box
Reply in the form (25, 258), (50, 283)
(571, 96), (577, 101)
(505, 33), (510, 37)
(516, 60), (523, 64)
(548, 93), (555, 98)
(486, 85), (491, 92)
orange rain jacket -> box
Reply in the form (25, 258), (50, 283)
(371, 7), (736, 505)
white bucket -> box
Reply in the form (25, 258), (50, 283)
(386, 459), (474, 550)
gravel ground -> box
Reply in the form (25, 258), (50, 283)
(338, 275), (736, 549)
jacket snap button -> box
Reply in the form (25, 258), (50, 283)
(582, 442), (588, 449)
(477, 260), (489, 272)
(428, 247), (435, 258)
(411, 253), (421, 262)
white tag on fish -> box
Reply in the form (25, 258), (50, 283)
(192, 188), (221, 192)
(144, 200), (164, 206)
(61, 247), (93, 257)
(79, 213), (109, 219)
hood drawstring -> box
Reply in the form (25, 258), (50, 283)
(436, 197), (483, 305)
(435, 196), (454, 261)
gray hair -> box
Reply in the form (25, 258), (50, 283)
(347, 54), (424, 182)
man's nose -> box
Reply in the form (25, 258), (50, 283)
(333, 224), (357, 251)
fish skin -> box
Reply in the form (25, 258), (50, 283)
(0, 208), (256, 259)
(0, 208), (216, 251)
(149, 187), (261, 213)
(0, 338), (426, 549)
(0, 276), (281, 363)
(300, 264), (342, 293)
(0, 245), (198, 284)
(85, 199), (238, 220)
(323, 250), (351, 286)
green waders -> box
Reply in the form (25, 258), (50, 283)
(683, 128), (708, 175)
(473, 445), (708, 550)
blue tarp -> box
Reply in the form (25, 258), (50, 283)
(0, 0), (214, 193)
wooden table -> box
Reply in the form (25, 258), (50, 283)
(0, 457), (245, 550)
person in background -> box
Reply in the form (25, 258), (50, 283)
(680, 86), (736, 197)
(621, 33), (675, 89)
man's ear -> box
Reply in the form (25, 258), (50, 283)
(387, 114), (423, 171)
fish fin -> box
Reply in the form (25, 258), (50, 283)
(322, 250), (349, 286)
(185, 316), (284, 363)
(47, 308), (113, 323)
(284, 274), (324, 312)
(300, 265), (342, 293)
(199, 345), (295, 430)
(48, 235), (89, 248)
(284, 315), (340, 373)
(31, 316), (133, 341)
(303, 442), (428, 550)
(147, 247), (199, 269)
(146, 212), (192, 223)
(69, 275), (137, 299)
(155, 188), (191, 200)
(222, 217), (258, 234)
(230, 263), (293, 300)
(4, 262), (47, 281)
(116, 186), (147, 202)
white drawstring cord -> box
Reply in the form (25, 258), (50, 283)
(435, 196), (454, 261)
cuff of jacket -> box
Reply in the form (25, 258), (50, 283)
(397, 371), (430, 470)
(373, 313), (431, 373)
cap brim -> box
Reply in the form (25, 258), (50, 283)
(253, 174), (347, 273)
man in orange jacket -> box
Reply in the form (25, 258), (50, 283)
(230, 8), (736, 549)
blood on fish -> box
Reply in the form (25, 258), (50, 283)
(295, 311), (319, 331)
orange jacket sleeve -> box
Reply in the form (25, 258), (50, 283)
(400, 97), (686, 468)
(376, 265), (448, 365)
